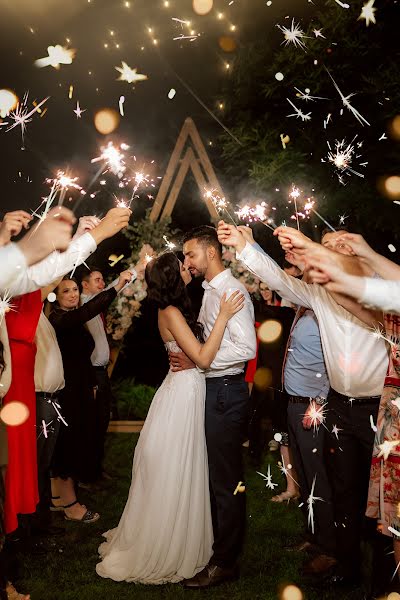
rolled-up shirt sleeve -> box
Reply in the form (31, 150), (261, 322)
(209, 296), (256, 370)
(8, 232), (97, 296)
(361, 277), (400, 315)
(237, 241), (315, 309)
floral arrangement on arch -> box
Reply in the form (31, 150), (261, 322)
(222, 246), (261, 298)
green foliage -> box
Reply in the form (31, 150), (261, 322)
(219, 0), (400, 246)
(112, 378), (156, 420)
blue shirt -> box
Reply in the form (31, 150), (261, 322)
(284, 310), (329, 398)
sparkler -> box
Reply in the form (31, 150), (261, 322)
(358, 0), (377, 26)
(286, 98), (312, 122)
(115, 61), (148, 84)
(369, 323), (397, 348)
(331, 424), (342, 439)
(304, 201), (336, 232)
(6, 93), (49, 147)
(119, 95), (125, 116)
(325, 68), (370, 126)
(334, 0), (350, 7)
(278, 456), (299, 488)
(163, 235), (176, 250)
(377, 440), (399, 461)
(312, 28), (325, 38)
(324, 137), (367, 182)
(91, 142), (127, 177)
(294, 87), (327, 102)
(73, 101), (85, 118)
(204, 190), (237, 225)
(303, 399), (328, 433)
(0, 291), (16, 324)
(34, 45), (76, 69)
(257, 465), (278, 490)
(289, 186), (301, 230)
(277, 19), (308, 51)
(307, 475), (323, 534)
(235, 203), (276, 232)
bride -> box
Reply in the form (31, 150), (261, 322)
(96, 251), (244, 585)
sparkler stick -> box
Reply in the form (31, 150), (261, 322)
(205, 190), (237, 225)
(304, 201), (336, 232)
(289, 186), (301, 231)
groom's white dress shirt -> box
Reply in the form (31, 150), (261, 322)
(361, 278), (400, 316)
(198, 269), (256, 378)
(237, 242), (388, 398)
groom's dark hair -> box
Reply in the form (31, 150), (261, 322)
(182, 226), (222, 258)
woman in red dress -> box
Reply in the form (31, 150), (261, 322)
(3, 290), (42, 534)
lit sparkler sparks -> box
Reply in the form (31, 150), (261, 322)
(91, 142), (127, 177)
(278, 456), (299, 488)
(257, 465), (278, 490)
(0, 291), (16, 324)
(334, 0), (350, 7)
(294, 87), (327, 102)
(325, 68), (370, 126)
(377, 440), (399, 461)
(289, 185), (301, 230)
(324, 137), (367, 182)
(73, 101), (86, 118)
(303, 399), (328, 433)
(286, 98), (311, 122)
(6, 93), (49, 147)
(115, 61), (148, 84)
(331, 424), (342, 440)
(204, 190), (237, 225)
(358, 0), (377, 26)
(145, 253), (153, 264)
(277, 19), (308, 51)
(307, 475), (323, 534)
(163, 235), (176, 250)
(312, 28), (325, 38)
(34, 45), (76, 69)
(304, 201), (336, 232)
(235, 203), (276, 232)
(115, 197), (129, 208)
(369, 323), (397, 348)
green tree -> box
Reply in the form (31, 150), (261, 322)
(219, 0), (400, 250)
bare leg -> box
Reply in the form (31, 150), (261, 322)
(50, 477), (88, 520)
(271, 446), (300, 502)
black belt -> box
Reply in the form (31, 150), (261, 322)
(206, 373), (244, 384)
(94, 365), (108, 371)
(288, 395), (310, 404)
(331, 390), (381, 403)
(36, 391), (59, 400)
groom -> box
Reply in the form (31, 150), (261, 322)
(169, 225), (256, 588)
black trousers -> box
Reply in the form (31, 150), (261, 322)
(36, 392), (61, 509)
(205, 376), (249, 568)
(94, 368), (113, 473)
(324, 388), (380, 578)
(287, 401), (336, 556)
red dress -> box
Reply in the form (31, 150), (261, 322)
(4, 290), (42, 533)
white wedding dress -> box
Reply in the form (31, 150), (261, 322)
(96, 341), (213, 584)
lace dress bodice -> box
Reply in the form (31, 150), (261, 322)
(164, 340), (181, 354)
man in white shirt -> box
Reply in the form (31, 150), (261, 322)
(80, 266), (137, 481)
(217, 221), (389, 586)
(171, 226), (256, 588)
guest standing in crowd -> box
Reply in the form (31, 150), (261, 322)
(49, 270), (133, 523)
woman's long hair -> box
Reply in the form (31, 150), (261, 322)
(145, 252), (204, 342)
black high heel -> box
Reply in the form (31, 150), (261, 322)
(50, 495), (64, 512)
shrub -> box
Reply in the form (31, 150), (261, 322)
(112, 378), (156, 420)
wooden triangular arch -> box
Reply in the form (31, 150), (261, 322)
(150, 117), (222, 222)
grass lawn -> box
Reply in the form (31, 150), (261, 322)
(14, 434), (368, 600)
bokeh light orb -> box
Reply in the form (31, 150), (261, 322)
(258, 319), (282, 343)
(387, 594), (400, 600)
(280, 584), (303, 600)
(94, 108), (120, 135)
(218, 36), (237, 52)
(192, 0), (213, 15)
(0, 401), (30, 426)
(0, 89), (18, 118)
(388, 115), (400, 141)
(380, 175), (400, 200)
(275, 72), (284, 81)
(254, 367), (272, 390)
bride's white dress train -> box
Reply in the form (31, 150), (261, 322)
(96, 341), (213, 584)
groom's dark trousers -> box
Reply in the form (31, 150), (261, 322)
(205, 373), (249, 568)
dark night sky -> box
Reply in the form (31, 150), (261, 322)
(0, 0), (311, 220)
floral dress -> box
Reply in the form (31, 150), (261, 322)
(366, 314), (400, 536)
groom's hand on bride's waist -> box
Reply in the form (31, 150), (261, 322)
(169, 351), (195, 372)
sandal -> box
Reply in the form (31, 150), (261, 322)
(6, 582), (30, 600)
(63, 500), (100, 523)
(270, 491), (300, 503)
(50, 495), (65, 512)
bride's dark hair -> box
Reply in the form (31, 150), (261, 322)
(145, 252), (204, 342)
